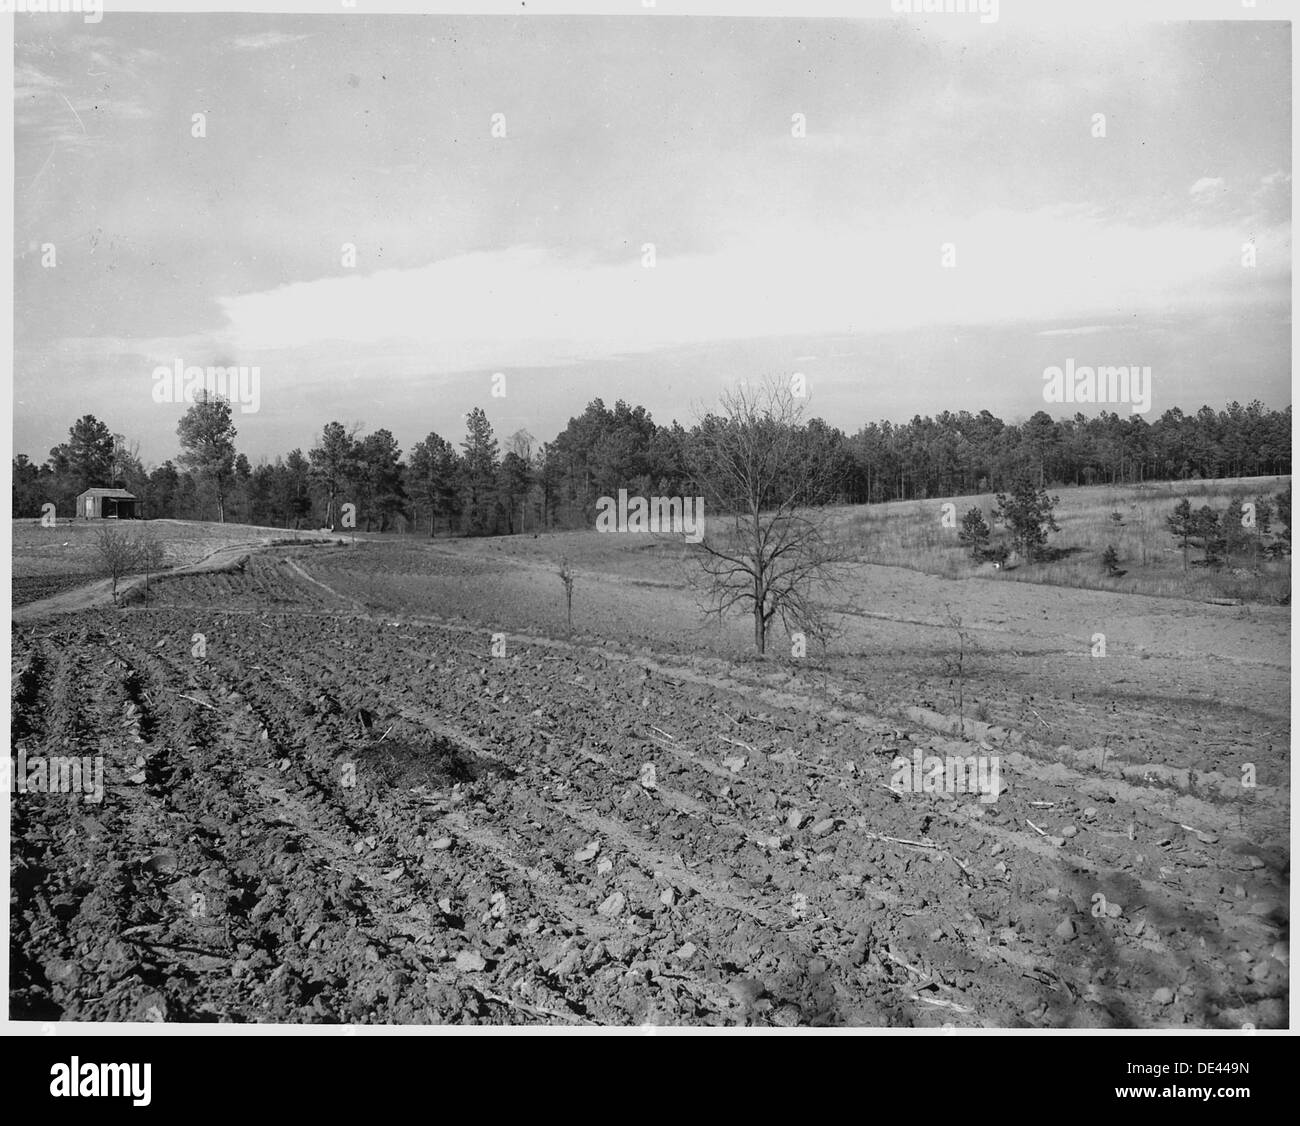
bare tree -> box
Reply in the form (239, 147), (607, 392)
(136, 530), (166, 604)
(685, 378), (848, 655)
(110, 433), (142, 487)
(505, 428), (535, 463)
(942, 606), (976, 738)
(96, 527), (139, 604)
(558, 557), (575, 634)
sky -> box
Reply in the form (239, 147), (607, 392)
(11, 11), (1292, 466)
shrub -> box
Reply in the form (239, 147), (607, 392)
(958, 506), (991, 558)
(1101, 544), (1124, 577)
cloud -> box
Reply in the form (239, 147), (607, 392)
(1189, 177), (1226, 196)
(205, 208), (1288, 376)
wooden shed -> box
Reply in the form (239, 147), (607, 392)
(76, 488), (139, 519)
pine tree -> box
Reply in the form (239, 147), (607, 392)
(460, 408), (500, 535)
(357, 429), (406, 532)
(409, 432), (459, 537)
(309, 422), (359, 530)
(992, 473), (1060, 562)
(498, 452), (532, 534)
(958, 506), (991, 558)
(1194, 505), (1222, 566)
(1166, 498), (1193, 571)
(1101, 544), (1124, 577)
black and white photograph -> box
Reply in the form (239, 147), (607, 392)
(3, 0), (1292, 1056)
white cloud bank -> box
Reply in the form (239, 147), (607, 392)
(207, 208), (1288, 373)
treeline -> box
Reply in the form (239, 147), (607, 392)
(11, 397), (1292, 533)
(845, 402), (1291, 502)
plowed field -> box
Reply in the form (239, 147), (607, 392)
(10, 543), (1289, 1027)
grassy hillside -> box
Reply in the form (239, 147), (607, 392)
(839, 475), (1291, 603)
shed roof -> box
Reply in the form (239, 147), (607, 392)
(77, 488), (137, 499)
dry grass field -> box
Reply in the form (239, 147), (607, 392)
(843, 476), (1291, 604)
